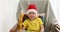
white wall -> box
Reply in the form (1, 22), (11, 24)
(49, 0), (57, 19)
(50, 0), (60, 25)
(57, 0), (60, 25)
(0, 0), (2, 32)
(1, 0), (19, 32)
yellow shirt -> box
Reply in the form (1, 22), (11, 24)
(22, 17), (43, 32)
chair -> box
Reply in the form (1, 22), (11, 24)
(9, 14), (45, 32)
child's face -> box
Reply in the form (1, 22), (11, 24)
(27, 12), (36, 20)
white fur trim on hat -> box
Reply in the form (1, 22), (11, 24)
(26, 9), (37, 15)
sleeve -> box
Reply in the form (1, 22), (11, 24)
(38, 18), (43, 25)
(22, 20), (28, 27)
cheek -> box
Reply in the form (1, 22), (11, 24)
(28, 15), (32, 18)
(28, 15), (30, 18)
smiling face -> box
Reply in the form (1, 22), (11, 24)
(27, 12), (37, 20)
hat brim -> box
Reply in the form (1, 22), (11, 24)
(26, 9), (37, 15)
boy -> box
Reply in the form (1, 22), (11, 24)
(19, 4), (44, 32)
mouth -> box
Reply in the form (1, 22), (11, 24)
(30, 16), (34, 18)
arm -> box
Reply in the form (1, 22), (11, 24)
(10, 24), (18, 32)
(17, 26), (26, 32)
(38, 18), (44, 32)
(40, 24), (44, 32)
(17, 20), (28, 32)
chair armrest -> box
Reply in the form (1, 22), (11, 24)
(55, 24), (60, 30)
(9, 23), (18, 32)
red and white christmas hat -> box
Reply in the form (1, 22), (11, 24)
(26, 4), (38, 15)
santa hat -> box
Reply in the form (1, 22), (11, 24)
(26, 4), (37, 15)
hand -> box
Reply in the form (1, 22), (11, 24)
(40, 31), (44, 32)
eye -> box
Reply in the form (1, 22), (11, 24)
(33, 12), (35, 14)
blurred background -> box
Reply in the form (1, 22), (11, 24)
(0, 0), (60, 32)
